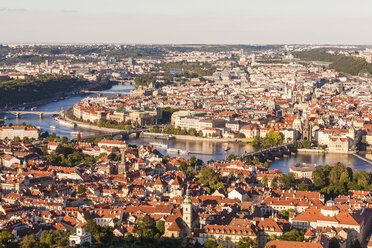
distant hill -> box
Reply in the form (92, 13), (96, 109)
(293, 49), (372, 76)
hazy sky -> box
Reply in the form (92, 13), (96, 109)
(0, 0), (371, 44)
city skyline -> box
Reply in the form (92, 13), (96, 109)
(0, 0), (372, 45)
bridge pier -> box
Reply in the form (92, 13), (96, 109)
(15, 112), (20, 119)
(39, 113), (43, 119)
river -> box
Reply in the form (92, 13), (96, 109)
(3, 83), (372, 173)
(4, 84), (136, 138)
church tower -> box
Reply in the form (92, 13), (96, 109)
(292, 115), (302, 132)
(302, 119), (312, 142)
(182, 188), (193, 233)
(348, 123), (355, 140)
(118, 150), (127, 174)
(338, 81), (344, 94)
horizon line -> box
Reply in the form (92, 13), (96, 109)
(1, 42), (372, 47)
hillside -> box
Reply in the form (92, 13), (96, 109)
(293, 49), (372, 76)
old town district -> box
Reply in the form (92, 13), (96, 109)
(71, 61), (372, 154)
(0, 133), (370, 248)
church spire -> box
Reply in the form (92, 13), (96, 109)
(183, 186), (192, 204)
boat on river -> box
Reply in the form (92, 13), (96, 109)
(150, 142), (168, 149)
(166, 148), (190, 155)
(179, 149), (190, 155)
(54, 117), (74, 127)
(70, 131), (84, 137)
(166, 148), (179, 154)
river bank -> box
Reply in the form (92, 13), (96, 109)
(5, 81), (372, 172)
(62, 114), (126, 134)
(0, 88), (85, 112)
(0, 78), (121, 112)
(63, 115), (248, 143)
(297, 148), (325, 154)
(172, 134), (245, 143)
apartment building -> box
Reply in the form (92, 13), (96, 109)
(174, 116), (226, 131)
(0, 126), (39, 140)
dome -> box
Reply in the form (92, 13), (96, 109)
(321, 200), (339, 217)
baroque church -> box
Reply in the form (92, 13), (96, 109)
(164, 188), (199, 238)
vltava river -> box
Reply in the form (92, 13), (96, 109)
(3, 83), (372, 172)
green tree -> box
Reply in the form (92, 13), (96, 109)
(123, 233), (135, 243)
(298, 183), (309, 191)
(84, 219), (114, 244)
(0, 231), (18, 248)
(227, 154), (236, 162)
(351, 240), (362, 248)
(280, 229), (304, 241)
(329, 239), (340, 248)
(238, 133), (246, 138)
(237, 237), (255, 248)
(280, 209), (295, 220)
(77, 186), (86, 194)
(197, 167), (225, 193)
(252, 157), (260, 165)
(134, 215), (156, 239)
(20, 235), (41, 248)
(159, 238), (184, 248)
(228, 171), (235, 180)
(156, 220), (165, 234)
(149, 126), (160, 133)
(39, 230), (69, 247)
(270, 178), (278, 189)
(178, 161), (188, 171)
(22, 137), (31, 144)
(203, 240), (220, 248)
(262, 176), (268, 187)
(188, 128), (197, 136)
(186, 167), (196, 180)
(312, 168), (326, 189)
(162, 155), (170, 164)
(329, 163), (348, 185)
(190, 155), (197, 166)
(266, 130), (284, 146)
(280, 173), (298, 190)
(61, 136), (68, 144)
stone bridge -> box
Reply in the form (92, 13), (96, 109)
(76, 129), (148, 141)
(81, 90), (130, 97)
(242, 142), (297, 162)
(2, 111), (61, 118)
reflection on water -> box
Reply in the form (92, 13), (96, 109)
(3, 82), (372, 173)
(4, 84), (135, 138)
(127, 137), (257, 161)
(128, 138), (372, 173)
(269, 153), (372, 173)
